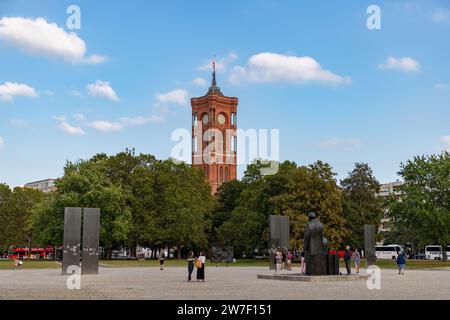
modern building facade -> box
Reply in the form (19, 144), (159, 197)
(377, 181), (405, 234)
(191, 59), (238, 194)
(24, 179), (57, 193)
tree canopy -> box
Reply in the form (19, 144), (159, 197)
(212, 160), (349, 256)
(27, 153), (214, 258)
(387, 152), (450, 260)
(0, 184), (43, 250)
(3, 151), (447, 260)
(341, 163), (384, 249)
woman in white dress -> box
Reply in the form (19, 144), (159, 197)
(196, 251), (206, 282)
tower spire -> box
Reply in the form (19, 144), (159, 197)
(211, 54), (217, 87)
(207, 53), (223, 96)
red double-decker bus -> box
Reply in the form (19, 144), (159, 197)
(7, 246), (54, 260)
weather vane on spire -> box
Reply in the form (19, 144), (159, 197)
(207, 53), (222, 95)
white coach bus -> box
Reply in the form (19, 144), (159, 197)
(375, 245), (403, 260)
(425, 245), (450, 260)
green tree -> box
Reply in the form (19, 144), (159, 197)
(28, 153), (214, 259)
(271, 161), (348, 249)
(0, 184), (43, 250)
(388, 152), (450, 261)
(341, 163), (384, 248)
(208, 179), (245, 245)
(154, 160), (214, 258)
(214, 160), (348, 255)
(28, 154), (132, 258)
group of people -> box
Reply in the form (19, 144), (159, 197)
(276, 245), (405, 276)
(157, 249), (206, 282)
(343, 245), (407, 275)
(159, 245), (408, 279)
(187, 251), (206, 282)
(343, 245), (361, 275)
(274, 249), (306, 273)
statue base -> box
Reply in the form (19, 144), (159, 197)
(257, 273), (370, 282)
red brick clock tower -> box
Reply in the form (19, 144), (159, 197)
(191, 59), (238, 194)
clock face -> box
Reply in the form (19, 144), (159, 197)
(202, 114), (209, 125)
(218, 114), (226, 125)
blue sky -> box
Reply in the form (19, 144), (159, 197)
(0, 0), (449, 187)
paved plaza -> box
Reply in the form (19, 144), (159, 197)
(1, 266), (449, 300)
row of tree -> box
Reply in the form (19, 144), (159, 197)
(26, 153), (214, 259)
(0, 185), (43, 249)
(210, 160), (384, 255)
(386, 153), (450, 260)
(1, 151), (448, 259)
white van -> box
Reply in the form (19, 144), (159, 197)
(375, 245), (403, 260)
(425, 245), (450, 260)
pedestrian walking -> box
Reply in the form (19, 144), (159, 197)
(14, 258), (23, 268)
(196, 251), (206, 282)
(187, 251), (195, 281)
(158, 249), (166, 270)
(275, 250), (283, 272)
(396, 251), (406, 275)
(300, 247), (306, 274)
(344, 245), (352, 275)
(352, 248), (361, 274)
(287, 250), (293, 271)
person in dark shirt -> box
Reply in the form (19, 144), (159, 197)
(396, 252), (406, 275)
(344, 245), (352, 275)
(300, 247), (306, 274)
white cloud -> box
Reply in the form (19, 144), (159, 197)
(441, 136), (450, 151)
(73, 113), (85, 122)
(87, 80), (120, 102)
(57, 113), (164, 135)
(155, 89), (188, 106)
(9, 118), (29, 127)
(52, 115), (67, 122)
(0, 136), (4, 150)
(434, 83), (450, 92)
(0, 82), (38, 102)
(42, 90), (55, 96)
(58, 121), (85, 135)
(0, 17), (106, 64)
(193, 77), (207, 87)
(53, 115), (84, 135)
(197, 53), (238, 73)
(88, 120), (123, 133)
(69, 90), (83, 97)
(317, 137), (361, 150)
(378, 56), (420, 72)
(228, 52), (350, 85)
(53, 112), (163, 135)
(120, 115), (164, 126)
(431, 8), (450, 23)
(228, 52), (238, 61)
(82, 54), (107, 64)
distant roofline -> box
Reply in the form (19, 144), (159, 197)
(380, 180), (404, 185)
(24, 178), (56, 186)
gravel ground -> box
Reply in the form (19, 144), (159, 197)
(1, 266), (449, 300)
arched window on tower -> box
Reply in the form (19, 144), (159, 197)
(219, 167), (223, 183)
(224, 167), (229, 181)
(192, 137), (198, 153)
(193, 113), (198, 127)
(231, 135), (237, 153)
(231, 113), (237, 126)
